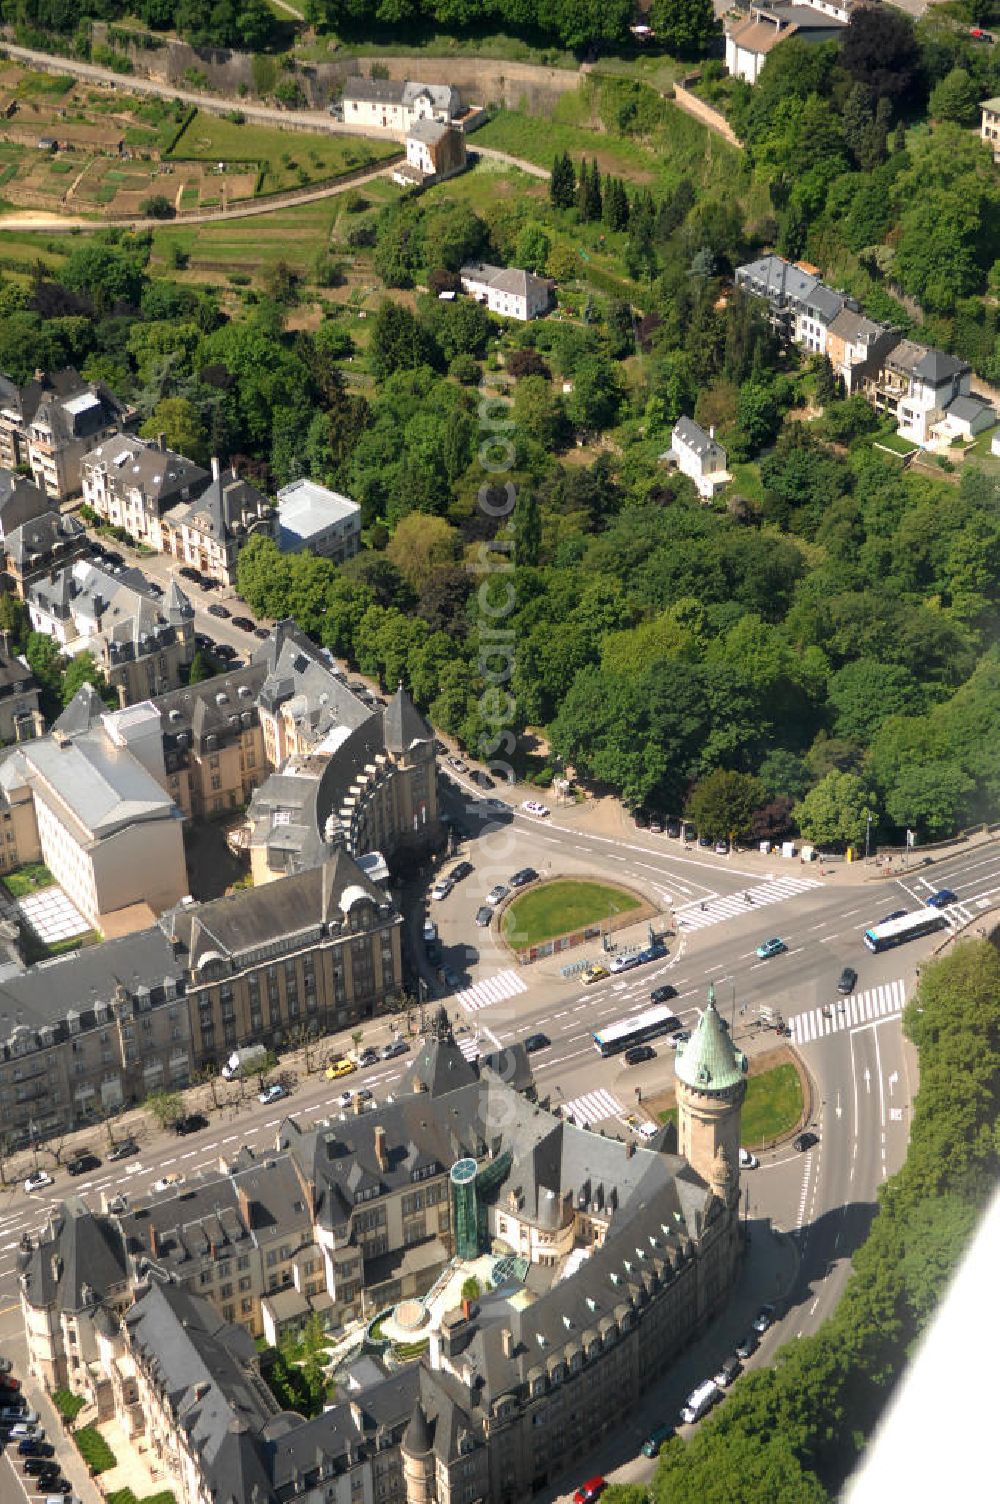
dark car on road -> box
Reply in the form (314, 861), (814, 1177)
(214, 643), (238, 661)
(358, 1048), (379, 1068)
(17, 1439), (53, 1456)
(633, 809), (649, 828)
(382, 1040), (408, 1060)
(665, 820), (681, 838)
(735, 1331), (759, 1359)
(475, 905), (493, 927)
(880, 910), (907, 924)
(927, 888), (957, 908)
(207, 602), (230, 618)
(793, 1131), (818, 1152)
(836, 966), (857, 994)
(66, 1153), (101, 1177)
(624, 1044), (656, 1066)
(524, 1033), (550, 1054)
(231, 616), (255, 632)
(255, 626), (271, 639)
(449, 861), (473, 882)
(471, 769), (495, 789)
(752, 1304), (775, 1334)
(641, 1423), (675, 1457)
(509, 867), (538, 889)
(173, 1113), (208, 1136)
(179, 566), (202, 583)
(650, 984), (678, 1003)
(108, 1137), (138, 1161)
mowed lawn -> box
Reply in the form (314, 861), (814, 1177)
(503, 879), (640, 947)
(739, 1064), (803, 1145)
(167, 112), (399, 195)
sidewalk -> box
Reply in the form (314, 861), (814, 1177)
(543, 1219), (799, 1501)
(23, 1377), (105, 1504)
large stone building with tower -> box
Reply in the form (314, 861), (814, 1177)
(18, 1000), (747, 1504)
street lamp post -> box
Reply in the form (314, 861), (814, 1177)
(865, 813), (872, 864)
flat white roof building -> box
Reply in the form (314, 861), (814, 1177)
(276, 480), (362, 563)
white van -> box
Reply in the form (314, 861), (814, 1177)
(680, 1379), (720, 1425)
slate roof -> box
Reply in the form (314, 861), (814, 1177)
(736, 254), (847, 324)
(0, 922), (182, 1038)
(408, 118), (449, 145)
(383, 682), (432, 754)
(343, 78), (406, 105)
(946, 394), (993, 422)
(827, 307), (888, 344)
(401, 81), (460, 115)
(119, 1173), (255, 1272)
(125, 1282), (277, 1499)
(672, 416), (724, 459)
(155, 662), (267, 754)
(164, 467), (270, 548)
(20, 1199), (128, 1313)
(913, 347), (968, 385)
(0, 651), (34, 695)
(0, 470), (50, 540)
(5, 508), (86, 574)
(161, 847), (392, 972)
(27, 556), (187, 657)
(459, 262), (552, 302)
(17, 721), (177, 839)
(83, 434), (209, 510)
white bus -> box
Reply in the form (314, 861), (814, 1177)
(592, 1004), (681, 1057)
(863, 909), (947, 953)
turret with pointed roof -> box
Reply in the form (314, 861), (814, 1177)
(674, 989), (747, 1197)
(384, 681), (433, 757)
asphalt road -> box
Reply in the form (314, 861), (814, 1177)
(5, 541), (998, 1487)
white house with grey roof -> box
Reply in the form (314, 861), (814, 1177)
(341, 77), (461, 133)
(394, 118), (467, 186)
(662, 416), (731, 500)
(276, 478), (361, 563)
(459, 261), (553, 321)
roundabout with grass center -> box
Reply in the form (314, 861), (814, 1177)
(501, 877), (646, 950)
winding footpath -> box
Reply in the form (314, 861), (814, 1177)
(0, 40), (549, 232)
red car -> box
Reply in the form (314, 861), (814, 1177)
(573, 1480), (606, 1504)
(0, 1374), (20, 1390)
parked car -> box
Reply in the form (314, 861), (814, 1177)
(214, 642), (238, 661)
(258, 1083), (287, 1105)
(648, 816), (663, 834)
(624, 1044), (656, 1066)
(153, 1172), (185, 1194)
(431, 878), (453, 902)
(0, 1374), (20, 1390)
(207, 602), (230, 618)
(475, 905), (493, 927)
(793, 1131), (818, 1152)
(24, 1170), (53, 1193)
(836, 966), (858, 995)
(198, 576), (218, 591)
(697, 835), (712, 848)
(755, 937), (786, 959)
(573, 1478), (606, 1504)
(927, 888), (957, 908)
(17, 1439), (53, 1456)
(632, 808), (649, 828)
(524, 1033), (550, 1054)
(24, 1456), (57, 1475)
(449, 861), (473, 882)
(179, 566), (202, 583)
(231, 616), (255, 631)
(486, 883), (509, 906)
(107, 1138), (138, 1161)
(0, 1356), (11, 1374)
(520, 799), (549, 817)
(641, 1423), (675, 1458)
(509, 866), (538, 888)
(650, 984), (677, 1003)
(337, 1090), (354, 1109)
(66, 1153), (101, 1177)
(752, 1304), (775, 1334)
(381, 1039), (408, 1060)
(714, 840), (728, 854)
(665, 820), (681, 838)
(254, 625), (271, 639)
(173, 1113), (208, 1135)
(680, 1379), (720, 1426)
(358, 1048), (379, 1068)
(739, 1148), (759, 1169)
(713, 1355), (743, 1388)
(471, 769), (494, 789)
(735, 1331), (759, 1359)
(325, 1057), (356, 1080)
(582, 963), (608, 984)
(669, 1029), (691, 1049)
(447, 756), (467, 773)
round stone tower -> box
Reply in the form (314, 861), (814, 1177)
(674, 987), (748, 1208)
(401, 1400), (436, 1504)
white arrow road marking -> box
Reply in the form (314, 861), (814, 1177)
(864, 1067), (871, 1093)
(888, 1070), (898, 1095)
(835, 1091), (842, 1120)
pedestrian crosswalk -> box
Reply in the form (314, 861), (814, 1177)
(559, 1088), (624, 1127)
(942, 901), (977, 929)
(789, 978), (906, 1045)
(674, 875), (822, 933)
(457, 967), (528, 1013)
(458, 1036), (481, 1062)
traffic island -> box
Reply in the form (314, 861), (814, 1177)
(500, 876), (654, 961)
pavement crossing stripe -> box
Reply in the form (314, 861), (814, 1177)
(561, 1088), (623, 1126)
(458, 968), (528, 1012)
(458, 1037), (480, 1061)
(674, 876), (822, 933)
(788, 978), (906, 1045)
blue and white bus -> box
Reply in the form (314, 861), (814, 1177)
(593, 1004), (681, 1056)
(863, 909), (947, 953)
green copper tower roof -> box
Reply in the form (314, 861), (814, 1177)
(674, 991), (748, 1092)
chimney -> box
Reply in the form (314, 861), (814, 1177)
(501, 1328), (513, 1359)
(149, 1222), (159, 1256)
(211, 456), (220, 483)
(709, 425), (715, 441)
(158, 433), (167, 453)
(374, 1124), (389, 1174)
